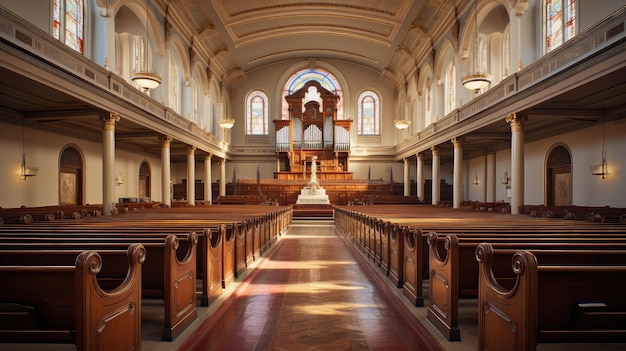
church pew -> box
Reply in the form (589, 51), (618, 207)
(332, 206), (626, 311)
(0, 244), (144, 349)
(0, 233), (198, 341)
(426, 233), (626, 341)
(476, 242), (626, 350)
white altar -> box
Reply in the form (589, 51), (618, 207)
(296, 156), (330, 204)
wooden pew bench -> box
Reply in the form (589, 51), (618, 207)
(0, 244), (143, 349)
(426, 232), (626, 340)
(476, 242), (626, 350)
(0, 233), (198, 341)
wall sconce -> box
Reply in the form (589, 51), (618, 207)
(17, 124), (38, 180)
(590, 151), (608, 179)
(590, 118), (608, 179)
(501, 171), (510, 185)
(115, 172), (125, 186)
(472, 171), (480, 186)
(18, 153), (38, 180)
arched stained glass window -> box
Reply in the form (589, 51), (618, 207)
(53, 0), (84, 53)
(357, 91), (380, 135)
(282, 68), (343, 120)
(246, 90), (269, 135)
(545, 0), (576, 53)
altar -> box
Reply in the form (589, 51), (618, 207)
(296, 156), (330, 205)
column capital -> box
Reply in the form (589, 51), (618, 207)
(451, 137), (463, 148)
(101, 112), (120, 131)
(205, 153), (213, 161)
(187, 146), (197, 153)
(506, 113), (527, 132)
(416, 152), (423, 160)
(219, 158), (226, 165)
(431, 146), (439, 155)
(160, 135), (172, 144)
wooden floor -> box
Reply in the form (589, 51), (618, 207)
(4, 218), (626, 351)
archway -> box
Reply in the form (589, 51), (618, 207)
(59, 146), (83, 205)
(546, 145), (572, 206)
(139, 161), (151, 198)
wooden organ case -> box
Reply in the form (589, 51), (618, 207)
(274, 81), (352, 180)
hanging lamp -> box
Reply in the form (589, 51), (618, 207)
(131, 0), (161, 92)
(462, 0), (492, 92)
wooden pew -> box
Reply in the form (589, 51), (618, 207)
(426, 232), (626, 341)
(476, 242), (626, 350)
(0, 244), (144, 350)
(0, 233), (198, 341)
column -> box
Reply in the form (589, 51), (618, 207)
(187, 146), (196, 206)
(487, 153), (496, 202)
(403, 158), (410, 196)
(161, 136), (172, 207)
(219, 158), (227, 196)
(416, 153), (424, 201)
(276, 157), (280, 173)
(101, 112), (120, 216)
(506, 113), (527, 214)
(205, 154), (213, 204)
(431, 146), (440, 205)
(452, 137), (463, 209)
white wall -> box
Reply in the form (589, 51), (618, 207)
(464, 121), (626, 207)
(0, 122), (163, 208)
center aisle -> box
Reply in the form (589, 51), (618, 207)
(178, 220), (443, 351)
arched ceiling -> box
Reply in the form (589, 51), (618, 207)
(160, 0), (461, 87)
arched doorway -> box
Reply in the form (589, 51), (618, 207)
(59, 146), (83, 205)
(547, 145), (572, 206)
(139, 161), (151, 199)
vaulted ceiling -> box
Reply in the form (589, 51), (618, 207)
(161, 0), (460, 87)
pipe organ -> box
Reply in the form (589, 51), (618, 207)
(274, 81), (353, 180)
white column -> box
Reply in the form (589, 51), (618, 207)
(161, 136), (172, 207)
(431, 146), (440, 205)
(101, 113), (120, 215)
(452, 137), (463, 209)
(205, 154), (213, 204)
(219, 158), (227, 196)
(507, 113), (527, 214)
(403, 158), (410, 196)
(187, 146), (196, 206)
(416, 153), (424, 201)
(487, 153), (496, 202)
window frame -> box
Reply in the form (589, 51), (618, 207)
(357, 90), (380, 136)
(245, 90), (269, 135)
(545, 0), (577, 54)
(53, 0), (84, 54)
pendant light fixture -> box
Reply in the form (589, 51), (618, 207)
(131, 0), (161, 92)
(462, 0), (492, 92)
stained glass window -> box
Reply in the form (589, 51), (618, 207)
(246, 91), (269, 135)
(357, 91), (380, 135)
(282, 68), (343, 120)
(53, 0), (84, 53)
(546, 0), (576, 53)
